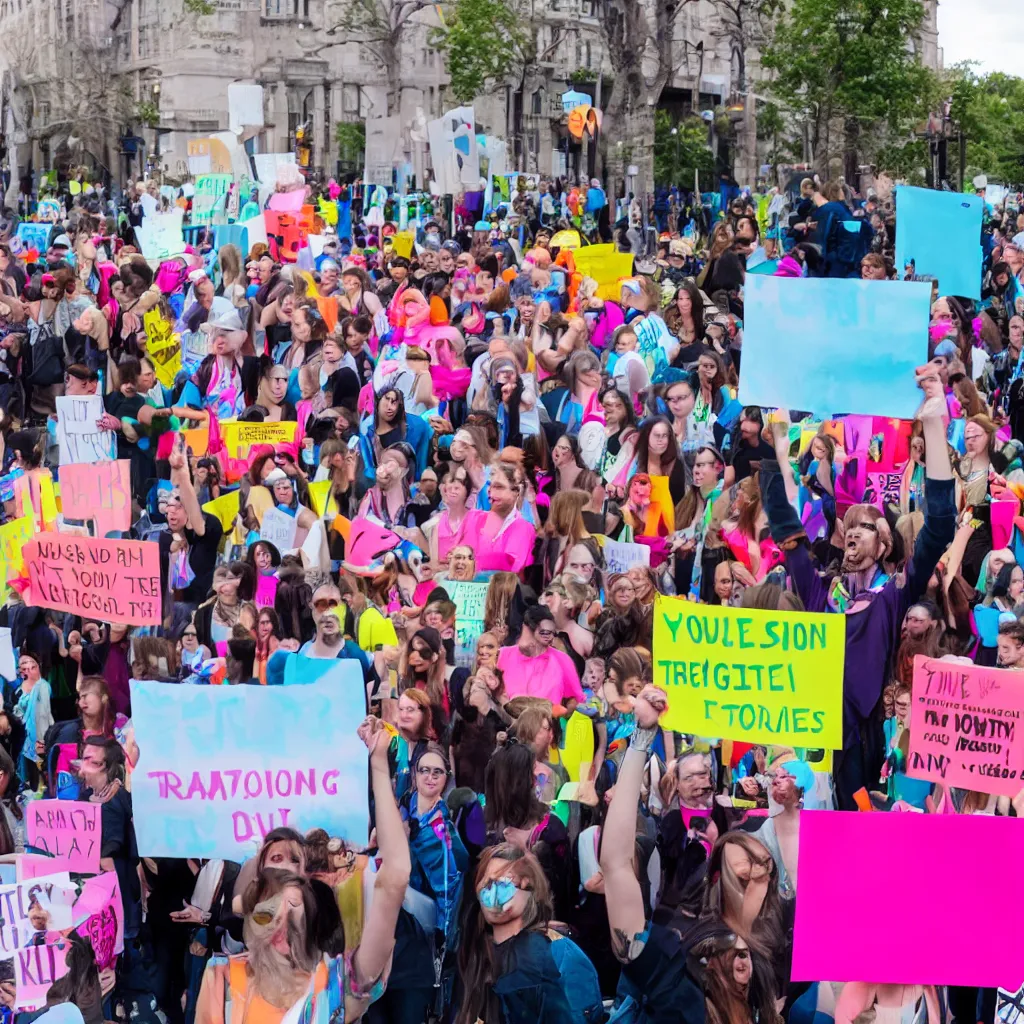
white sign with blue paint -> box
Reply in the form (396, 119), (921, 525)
(130, 679), (369, 859)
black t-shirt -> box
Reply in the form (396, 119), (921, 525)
(158, 511), (224, 604)
(104, 391), (146, 460)
(673, 340), (708, 368)
(730, 437), (775, 483)
(80, 785), (142, 939)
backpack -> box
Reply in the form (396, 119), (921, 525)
(25, 320), (65, 387)
(546, 930), (605, 1024)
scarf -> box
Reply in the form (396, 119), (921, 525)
(15, 683), (42, 779)
(827, 567), (891, 613)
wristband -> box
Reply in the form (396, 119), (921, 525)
(630, 725), (658, 753)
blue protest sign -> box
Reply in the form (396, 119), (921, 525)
(16, 223), (51, 253)
(738, 275), (931, 419)
(130, 679), (369, 859)
(283, 653), (364, 688)
(894, 186), (983, 300)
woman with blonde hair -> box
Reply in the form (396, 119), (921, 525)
(543, 488), (592, 582)
(217, 244), (247, 308)
(483, 572), (521, 645)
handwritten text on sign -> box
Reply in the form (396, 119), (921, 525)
(27, 801), (101, 874)
(220, 421), (297, 457)
(59, 461), (131, 536)
(14, 941), (69, 1011)
(55, 396), (115, 465)
(653, 596), (844, 748)
(23, 536), (162, 626)
(907, 655), (1024, 796)
(130, 679), (369, 859)
(0, 875), (76, 959)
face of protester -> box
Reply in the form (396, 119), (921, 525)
(713, 562), (734, 602)
(842, 514), (882, 573)
(415, 751), (448, 802)
(438, 250), (455, 274)
(565, 543), (596, 585)
(319, 265), (340, 295)
(692, 450), (720, 490)
(407, 635), (438, 676)
(378, 390), (400, 424)
(810, 437), (830, 461)
(731, 939), (752, 988)
(739, 416), (761, 444)
(578, 361), (602, 392)
(312, 587), (341, 631)
(514, 295), (535, 326)
(28, 906), (49, 932)
(964, 421), (990, 458)
(321, 336), (343, 363)
(647, 422), (672, 460)
(615, 331), (638, 354)
(551, 437), (575, 468)
(894, 690), (911, 725)
(476, 635), (499, 668)
(488, 472), (517, 516)
(666, 381), (695, 420)
(1009, 567), (1024, 604)
(76, 744), (108, 790)
(999, 634), (1024, 668)
(196, 279), (215, 310)
(448, 547), (476, 581)
(610, 577), (636, 611)
(77, 686), (105, 721)
(525, 616), (556, 651)
(602, 390), (628, 428)
(902, 605), (932, 640)
(441, 474), (469, 512)
(769, 766), (800, 808)
(292, 308), (313, 344)
(181, 627), (199, 651)
(910, 436), (925, 463)
(697, 355), (718, 387)
(676, 289), (693, 317)
(273, 478), (295, 506)
(476, 860), (533, 929)
(376, 450), (408, 491)
(1011, 318), (1024, 355)
(18, 655), (40, 685)
(264, 839), (305, 874)
(676, 754), (712, 808)
(137, 360), (156, 393)
(861, 260), (886, 281)
(397, 694), (427, 739)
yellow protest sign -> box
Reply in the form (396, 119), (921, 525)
(143, 310), (182, 388)
(317, 198), (338, 226)
(391, 232), (415, 259)
(220, 421), (298, 458)
(0, 515), (34, 599)
(202, 492), (240, 533)
(307, 479), (337, 518)
(551, 230), (581, 249)
(182, 427), (209, 457)
(572, 244), (635, 301)
(653, 596), (844, 748)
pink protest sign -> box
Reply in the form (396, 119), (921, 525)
(23, 535), (162, 626)
(255, 574), (278, 609)
(26, 801), (101, 874)
(59, 461), (131, 537)
(74, 872), (124, 972)
(13, 940), (70, 1010)
(907, 655), (1024, 795)
(793, 811), (1024, 987)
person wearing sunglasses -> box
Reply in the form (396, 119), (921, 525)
(495, 604), (584, 714)
(369, 744), (467, 1024)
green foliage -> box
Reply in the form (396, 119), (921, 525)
(653, 110), (715, 187)
(948, 64), (1024, 185)
(429, 0), (527, 103)
(183, 0), (216, 14)
(136, 101), (160, 128)
(569, 68), (598, 86)
(762, 0), (935, 167)
(336, 121), (366, 166)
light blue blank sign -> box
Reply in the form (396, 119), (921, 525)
(739, 275), (931, 419)
(894, 185), (983, 300)
(130, 679), (369, 860)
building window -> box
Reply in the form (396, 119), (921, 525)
(585, 41), (592, 67)
(264, 0), (295, 16)
(343, 84), (359, 113)
(531, 90), (542, 115)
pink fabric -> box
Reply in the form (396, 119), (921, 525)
(497, 645), (585, 704)
(437, 508), (485, 563)
(774, 254), (803, 278)
(589, 301), (625, 354)
(465, 512), (536, 572)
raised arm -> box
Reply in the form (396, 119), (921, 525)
(168, 438), (206, 535)
(600, 685), (667, 960)
(353, 716), (411, 988)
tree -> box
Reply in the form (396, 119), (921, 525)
(653, 111), (715, 189)
(947, 64), (1024, 185)
(336, 121), (366, 172)
(597, 0), (699, 199)
(323, 0), (434, 115)
(429, 0), (527, 104)
(762, 0), (935, 178)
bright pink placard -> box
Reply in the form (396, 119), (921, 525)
(793, 811), (1024, 988)
(26, 800), (102, 874)
(908, 655), (1024, 796)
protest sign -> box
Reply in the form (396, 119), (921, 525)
(130, 679), (370, 858)
(26, 801), (101, 874)
(144, 310), (182, 387)
(220, 420), (297, 457)
(59, 461), (131, 537)
(0, 516), (34, 601)
(182, 426), (210, 457)
(308, 479), (336, 518)
(793, 811), (1024, 987)
(895, 185), (983, 300)
(652, 595), (844, 748)
(134, 208), (186, 261)
(0, 874), (76, 959)
(14, 941), (70, 1010)
(255, 574), (278, 609)
(55, 396), (115, 465)
(180, 329), (209, 373)
(73, 872), (124, 972)
(364, 115), (402, 186)
(192, 174), (232, 224)
(15, 223), (50, 254)
(603, 539), (651, 574)
(571, 245), (634, 302)
(0, 628), (13, 680)
(863, 470), (903, 511)
(446, 580), (489, 656)
(202, 492), (240, 533)
(283, 655), (364, 689)
(907, 655), (1024, 796)
(23, 536), (162, 626)
(739, 275), (930, 419)
(633, 314), (673, 378)
(260, 507), (297, 551)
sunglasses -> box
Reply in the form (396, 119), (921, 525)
(313, 597), (340, 612)
(535, 627), (555, 638)
(183, 631), (198, 638)
(416, 766), (447, 779)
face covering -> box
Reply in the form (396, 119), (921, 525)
(477, 878), (518, 911)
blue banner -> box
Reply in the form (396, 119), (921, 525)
(894, 186), (983, 300)
(130, 679), (369, 859)
(738, 275), (931, 419)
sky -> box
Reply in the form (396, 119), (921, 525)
(938, 0), (1024, 75)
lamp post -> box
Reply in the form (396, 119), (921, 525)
(670, 125), (679, 187)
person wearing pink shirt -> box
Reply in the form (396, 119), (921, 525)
(466, 462), (536, 573)
(497, 605), (584, 711)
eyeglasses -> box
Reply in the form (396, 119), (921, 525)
(313, 597), (340, 612)
(416, 766), (446, 779)
(183, 631), (198, 638)
(535, 627), (555, 639)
